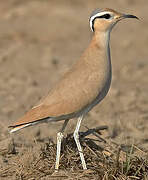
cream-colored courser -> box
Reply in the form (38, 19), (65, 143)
(9, 8), (138, 170)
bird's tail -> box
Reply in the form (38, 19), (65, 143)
(9, 122), (37, 133)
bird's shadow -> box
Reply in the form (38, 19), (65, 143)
(61, 125), (108, 153)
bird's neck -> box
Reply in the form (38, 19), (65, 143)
(91, 30), (111, 65)
(89, 30), (112, 78)
(93, 30), (110, 49)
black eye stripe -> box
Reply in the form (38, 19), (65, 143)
(91, 17), (97, 32)
(99, 14), (111, 19)
(91, 14), (112, 32)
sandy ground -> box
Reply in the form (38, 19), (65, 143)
(0, 0), (148, 179)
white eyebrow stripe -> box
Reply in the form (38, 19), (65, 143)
(89, 11), (111, 32)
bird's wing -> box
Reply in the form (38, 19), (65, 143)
(9, 97), (81, 130)
(9, 44), (103, 132)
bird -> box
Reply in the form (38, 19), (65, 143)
(9, 8), (138, 170)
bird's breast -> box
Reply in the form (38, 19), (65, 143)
(81, 45), (112, 111)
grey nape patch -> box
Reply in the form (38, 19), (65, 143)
(90, 9), (102, 19)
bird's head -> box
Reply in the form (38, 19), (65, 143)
(89, 8), (138, 33)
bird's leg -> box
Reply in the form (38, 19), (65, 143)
(73, 115), (87, 170)
(55, 119), (69, 171)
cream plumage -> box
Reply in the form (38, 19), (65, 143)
(9, 8), (138, 170)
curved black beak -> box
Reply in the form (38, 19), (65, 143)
(123, 14), (139, 20)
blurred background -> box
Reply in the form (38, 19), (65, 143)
(0, 0), (147, 152)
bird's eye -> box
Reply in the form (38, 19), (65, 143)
(104, 14), (111, 19)
(99, 14), (111, 19)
